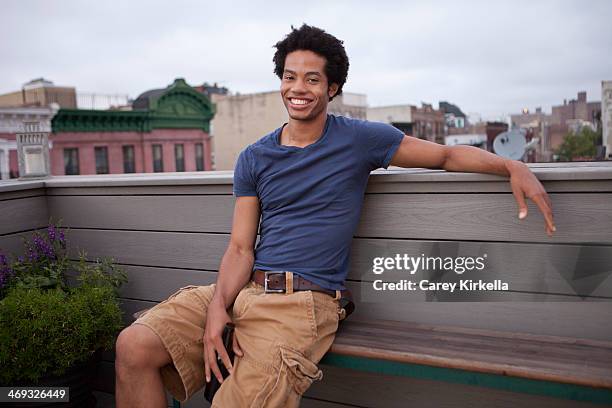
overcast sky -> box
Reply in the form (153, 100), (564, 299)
(2, 0), (611, 120)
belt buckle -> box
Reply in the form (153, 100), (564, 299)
(264, 271), (286, 293)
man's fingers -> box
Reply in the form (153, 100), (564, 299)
(233, 334), (243, 357)
(532, 193), (556, 233)
(203, 340), (211, 383)
(511, 183), (528, 219)
(214, 337), (234, 376)
(544, 193), (553, 210)
(207, 341), (224, 383)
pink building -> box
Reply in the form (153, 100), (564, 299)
(50, 78), (215, 176)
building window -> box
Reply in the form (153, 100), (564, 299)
(94, 146), (109, 174)
(63, 148), (79, 175)
(123, 145), (135, 173)
(152, 144), (163, 172)
(175, 144), (185, 172)
(195, 143), (204, 171)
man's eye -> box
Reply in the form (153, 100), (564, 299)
(308, 78), (319, 83)
(284, 75), (293, 80)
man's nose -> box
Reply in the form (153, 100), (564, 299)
(291, 77), (307, 93)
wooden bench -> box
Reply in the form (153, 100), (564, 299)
(324, 319), (612, 404)
(131, 309), (612, 406)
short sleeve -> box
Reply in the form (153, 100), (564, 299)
(233, 147), (257, 197)
(355, 120), (405, 171)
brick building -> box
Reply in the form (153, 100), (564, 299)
(50, 78), (214, 175)
(551, 91), (601, 127)
(367, 103), (445, 144)
(509, 91), (603, 162)
(549, 91), (602, 161)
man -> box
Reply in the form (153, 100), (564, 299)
(115, 24), (555, 408)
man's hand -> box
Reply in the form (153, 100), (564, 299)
(388, 136), (558, 237)
(203, 299), (243, 384)
(506, 160), (556, 237)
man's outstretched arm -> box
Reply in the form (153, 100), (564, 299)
(389, 135), (556, 237)
(204, 195), (260, 384)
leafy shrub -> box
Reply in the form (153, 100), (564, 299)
(0, 220), (127, 384)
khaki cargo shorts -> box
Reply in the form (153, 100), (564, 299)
(131, 279), (344, 407)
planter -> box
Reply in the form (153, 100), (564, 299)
(3, 349), (103, 408)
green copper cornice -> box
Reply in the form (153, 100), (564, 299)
(51, 109), (149, 132)
(52, 78), (215, 133)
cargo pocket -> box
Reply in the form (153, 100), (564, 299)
(279, 345), (323, 395)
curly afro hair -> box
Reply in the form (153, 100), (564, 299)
(273, 24), (349, 101)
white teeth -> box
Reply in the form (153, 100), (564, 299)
(291, 98), (309, 105)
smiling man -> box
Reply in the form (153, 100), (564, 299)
(115, 24), (556, 408)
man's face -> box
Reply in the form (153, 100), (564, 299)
(280, 50), (339, 121)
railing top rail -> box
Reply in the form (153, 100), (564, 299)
(1, 162), (611, 193)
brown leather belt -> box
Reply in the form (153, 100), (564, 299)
(252, 270), (355, 319)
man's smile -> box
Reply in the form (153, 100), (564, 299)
(288, 97), (314, 108)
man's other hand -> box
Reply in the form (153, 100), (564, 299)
(203, 300), (243, 384)
(507, 160), (556, 237)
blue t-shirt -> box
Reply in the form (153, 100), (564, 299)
(233, 114), (405, 290)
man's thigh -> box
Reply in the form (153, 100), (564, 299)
(212, 282), (341, 408)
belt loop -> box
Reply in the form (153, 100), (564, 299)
(334, 290), (341, 300)
(285, 271), (294, 294)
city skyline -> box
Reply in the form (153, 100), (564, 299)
(2, 0), (611, 120)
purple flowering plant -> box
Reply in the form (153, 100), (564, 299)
(0, 220), (70, 297)
(0, 218), (127, 299)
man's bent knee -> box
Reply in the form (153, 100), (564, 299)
(115, 324), (172, 370)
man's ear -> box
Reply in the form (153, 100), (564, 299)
(328, 83), (339, 99)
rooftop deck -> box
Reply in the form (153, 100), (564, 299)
(1, 162), (611, 407)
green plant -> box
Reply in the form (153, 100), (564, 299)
(1, 221), (70, 297)
(555, 127), (602, 161)
(0, 219), (128, 384)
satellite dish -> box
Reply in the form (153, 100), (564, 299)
(493, 129), (527, 160)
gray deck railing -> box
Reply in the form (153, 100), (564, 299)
(1, 162), (611, 408)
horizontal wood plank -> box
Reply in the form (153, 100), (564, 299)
(46, 185), (234, 196)
(347, 299), (612, 341)
(64, 229), (229, 271)
(0, 196), (49, 235)
(0, 187), (46, 201)
(48, 195), (235, 233)
(330, 320), (612, 389)
(95, 265), (216, 301)
(358, 193), (612, 244)
(365, 179), (612, 193)
(0, 180), (45, 193)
